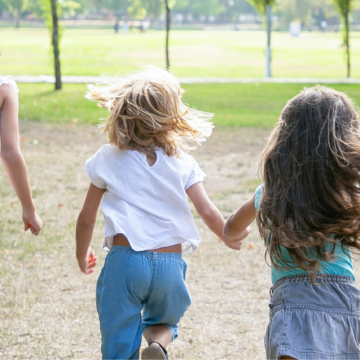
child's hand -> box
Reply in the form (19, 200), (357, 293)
(77, 247), (97, 275)
(238, 226), (251, 241)
(222, 226), (252, 251)
(23, 210), (43, 236)
(224, 240), (243, 251)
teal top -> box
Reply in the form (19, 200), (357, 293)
(254, 185), (355, 284)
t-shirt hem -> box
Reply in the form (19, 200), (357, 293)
(102, 232), (199, 255)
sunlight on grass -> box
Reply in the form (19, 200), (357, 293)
(0, 29), (360, 78)
(18, 83), (360, 127)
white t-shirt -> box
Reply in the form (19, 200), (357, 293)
(85, 144), (206, 254)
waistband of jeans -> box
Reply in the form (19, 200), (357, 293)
(110, 245), (183, 259)
(272, 273), (354, 292)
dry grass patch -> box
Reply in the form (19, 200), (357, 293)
(2, 123), (359, 359)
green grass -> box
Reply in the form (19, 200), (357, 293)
(1, 28), (360, 78)
(18, 83), (360, 127)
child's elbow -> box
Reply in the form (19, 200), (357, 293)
(77, 213), (96, 228)
(1, 148), (21, 163)
(201, 207), (219, 224)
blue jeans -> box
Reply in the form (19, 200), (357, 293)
(96, 246), (192, 360)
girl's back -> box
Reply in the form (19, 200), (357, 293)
(85, 144), (205, 253)
(254, 184), (355, 284)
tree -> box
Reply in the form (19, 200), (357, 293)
(277, 0), (312, 28)
(165, 0), (170, 70)
(332, 0), (354, 77)
(50, 0), (61, 90)
(3, 0), (28, 27)
(31, 0), (63, 89)
(142, 0), (174, 70)
(127, 0), (147, 19)
(191, 0), (224, 19)
(245, 0), (277, 77)
(143, 0), (163, 29)
(104, 0), (129, 19)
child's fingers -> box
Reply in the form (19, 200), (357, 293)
(30, 226), (40, 236)
(24, 222), (31, 231)
(88, 258), (97, 267)
(225, 240), (243, 250)
(87, 262), (97, 270)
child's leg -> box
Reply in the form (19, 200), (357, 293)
(142, 253), (191, 352)
(143, 324), (172, 347)
(96, 248), (153, 359)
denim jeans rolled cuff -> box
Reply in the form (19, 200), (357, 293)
(142, 323), (179, 342)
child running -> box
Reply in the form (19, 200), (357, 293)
(0, 76), (42, 235)
(75, 67), (247, 360)
(223, 86), (360, 359)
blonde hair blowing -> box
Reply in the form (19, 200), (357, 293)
(86, 66), (214, 156)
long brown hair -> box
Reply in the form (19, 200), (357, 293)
(86, 66), (213, 156)
(257, 86), (360, 276)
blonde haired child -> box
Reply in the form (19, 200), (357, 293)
(76, 67), (248, 360)
(0, 76), (42, 235)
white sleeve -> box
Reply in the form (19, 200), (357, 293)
(0, 76), (19, 93)
(85, 149), (107, 189)
(185, 155), (207, 190)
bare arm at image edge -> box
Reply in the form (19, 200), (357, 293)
(0, 84), (42, 235)
(186, 182), (250, 251)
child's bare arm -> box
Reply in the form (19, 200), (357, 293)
(0, 84), (42, 235)
(186, 183), (224, 238)
(76, 183), (105, 274)
(186, 182), (244, 250)
(223, 195), (257, 243)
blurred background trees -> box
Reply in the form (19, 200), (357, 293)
(0, 0), (359, 30)
(1, 0), (360, 78)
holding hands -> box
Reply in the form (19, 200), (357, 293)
(222, 226), (251, 250)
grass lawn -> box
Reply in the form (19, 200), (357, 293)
(18, 83), (360, 127)
(1, 28), (360, 78)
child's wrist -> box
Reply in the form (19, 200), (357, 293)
(22, 203), (36, 215)
(76, 249), (88, 261)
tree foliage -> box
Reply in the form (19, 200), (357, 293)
(332, 0), (354, 77)
(277, 0), (312, 26)
(3, 0), (29, 27)
(245, 0), (276, 14)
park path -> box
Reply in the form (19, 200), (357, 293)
(13, 75), (360, 84)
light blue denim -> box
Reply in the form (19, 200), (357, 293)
(265, 274), (360, 359)
(254, 184), (355, 284)
(96, 246), (191, 360)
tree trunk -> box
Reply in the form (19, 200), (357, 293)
(165, 0), (170, 71)
(50, 0), (62, 90)
(345, 12), (350, 78)
(15, 8), (20, 28)
(265, 4), (272, 78)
